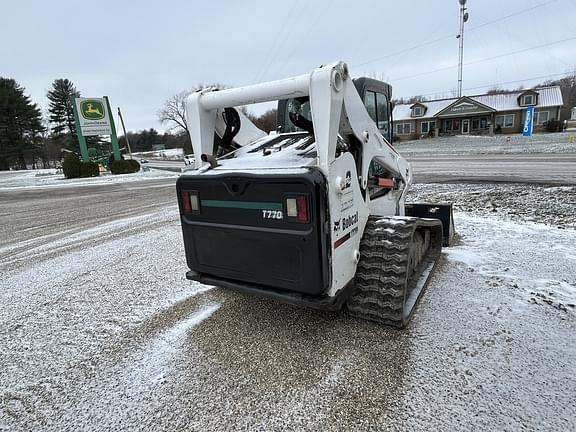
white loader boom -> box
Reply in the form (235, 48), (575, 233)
(186, 61), (411, 194)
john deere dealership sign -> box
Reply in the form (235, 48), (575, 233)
(74, 97), (112, 136)
(72, 96), (120, 161)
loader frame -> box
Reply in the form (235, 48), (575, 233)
(185, 62), (415, 298)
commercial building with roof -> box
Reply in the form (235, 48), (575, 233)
(392, 86), (564, 139)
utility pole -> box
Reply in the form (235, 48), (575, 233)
(117, 107), (133, 159)
(457, 0), (469, 97)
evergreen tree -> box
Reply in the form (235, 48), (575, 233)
(0, 78), (44, 170)
(47, 78), (80, 150)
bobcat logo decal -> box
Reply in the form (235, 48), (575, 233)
(333, 219), (341, 232)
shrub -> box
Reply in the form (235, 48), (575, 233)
(127, 159), (140, 172)
(545, 118), (560, 133)
(62, 153), (81, 178)
(108, 153), (119, 169)
(110, 159), (140, 174)
(80, 161), (100, 177)
(495, 125), (502, 134)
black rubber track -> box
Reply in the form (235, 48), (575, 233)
(347, 216), (443, 328)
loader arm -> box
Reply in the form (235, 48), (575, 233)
(186, 61), (411, 193)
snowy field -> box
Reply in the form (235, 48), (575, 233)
(0, 168), (179, 190)
(396, 131), (576, 155)
(0, 179), (574, 430)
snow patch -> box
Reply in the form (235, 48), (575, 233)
(0, 168), (178, 190)
(445, 248), (487, 267)
(543, 186), (575, 193)
(0, 206), (178, 267)
(134, 303), (221, 385)
(448, 215), (576, 312)
(133, 148), (184, 160)
(522, 279), (576, 310)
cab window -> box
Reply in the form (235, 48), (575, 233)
(282, 99), (312, 133)
(365, 91), (390, 138)
(365, 91), (377, 124)
(376, 93), (389, 135)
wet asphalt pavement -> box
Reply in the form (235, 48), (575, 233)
(1, 178), (575, 431)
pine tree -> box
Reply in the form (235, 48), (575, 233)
(47, 78), (80, 150)
(0, 78), (44, 170)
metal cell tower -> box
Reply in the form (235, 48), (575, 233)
(457, 0), (469, 97)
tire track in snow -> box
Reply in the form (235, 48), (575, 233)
(56, 303), (221, 430)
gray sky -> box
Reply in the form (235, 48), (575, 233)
(2, 0), (575, 133)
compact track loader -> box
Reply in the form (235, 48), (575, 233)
(176, 61), (453, 327)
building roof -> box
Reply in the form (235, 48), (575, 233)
(393, 86), (563, 121)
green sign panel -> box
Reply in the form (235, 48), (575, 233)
(72, 96), (121, 162)
(80, 100), (105, 120)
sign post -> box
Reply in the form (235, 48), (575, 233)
(73, 96), (120, 161)
(117, 107), (133, 159)
(103, 96), (121, 161)
(522, 106), (534, 137)
(71, 98), (89, 161)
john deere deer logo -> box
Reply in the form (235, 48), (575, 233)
(80, 100), (105, 120)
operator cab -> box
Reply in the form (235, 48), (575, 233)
(277, 77), (396, 201)
(277, 77), (393, 143)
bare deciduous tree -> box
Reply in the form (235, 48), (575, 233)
(158, 90), (192, 137)
(158, 84), (225, 153)
(248, 109), (277, 133)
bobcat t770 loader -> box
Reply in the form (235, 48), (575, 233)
(176, 61), (453, 327)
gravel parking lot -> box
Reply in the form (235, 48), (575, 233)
(408, 183), (576, 229)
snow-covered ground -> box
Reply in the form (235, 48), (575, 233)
(132, 148), (184, 160)
(446, 215), (575, 310)
(0, 168), (179, 190)
(0, 180), (574, 430)
(396, 131), (576, 155)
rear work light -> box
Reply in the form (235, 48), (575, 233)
(285, 195), (309, 223)
(182, 191), (200, 214)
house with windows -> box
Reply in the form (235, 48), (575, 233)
(392, 86), (563, 140)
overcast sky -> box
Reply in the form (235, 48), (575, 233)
(2, 0), (575, 133)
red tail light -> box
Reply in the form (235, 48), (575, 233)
(182, 191), (191, 213)
(296, 195), (309, 222)
(182, 191), (200, 214)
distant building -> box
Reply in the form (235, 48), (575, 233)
(566, 107), (576, 131)
(392, 86), (563, 139)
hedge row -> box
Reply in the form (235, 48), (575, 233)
(110, 159), (140, 174)
(63, 153), (142, 178)
(62, 153), (100, 179)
